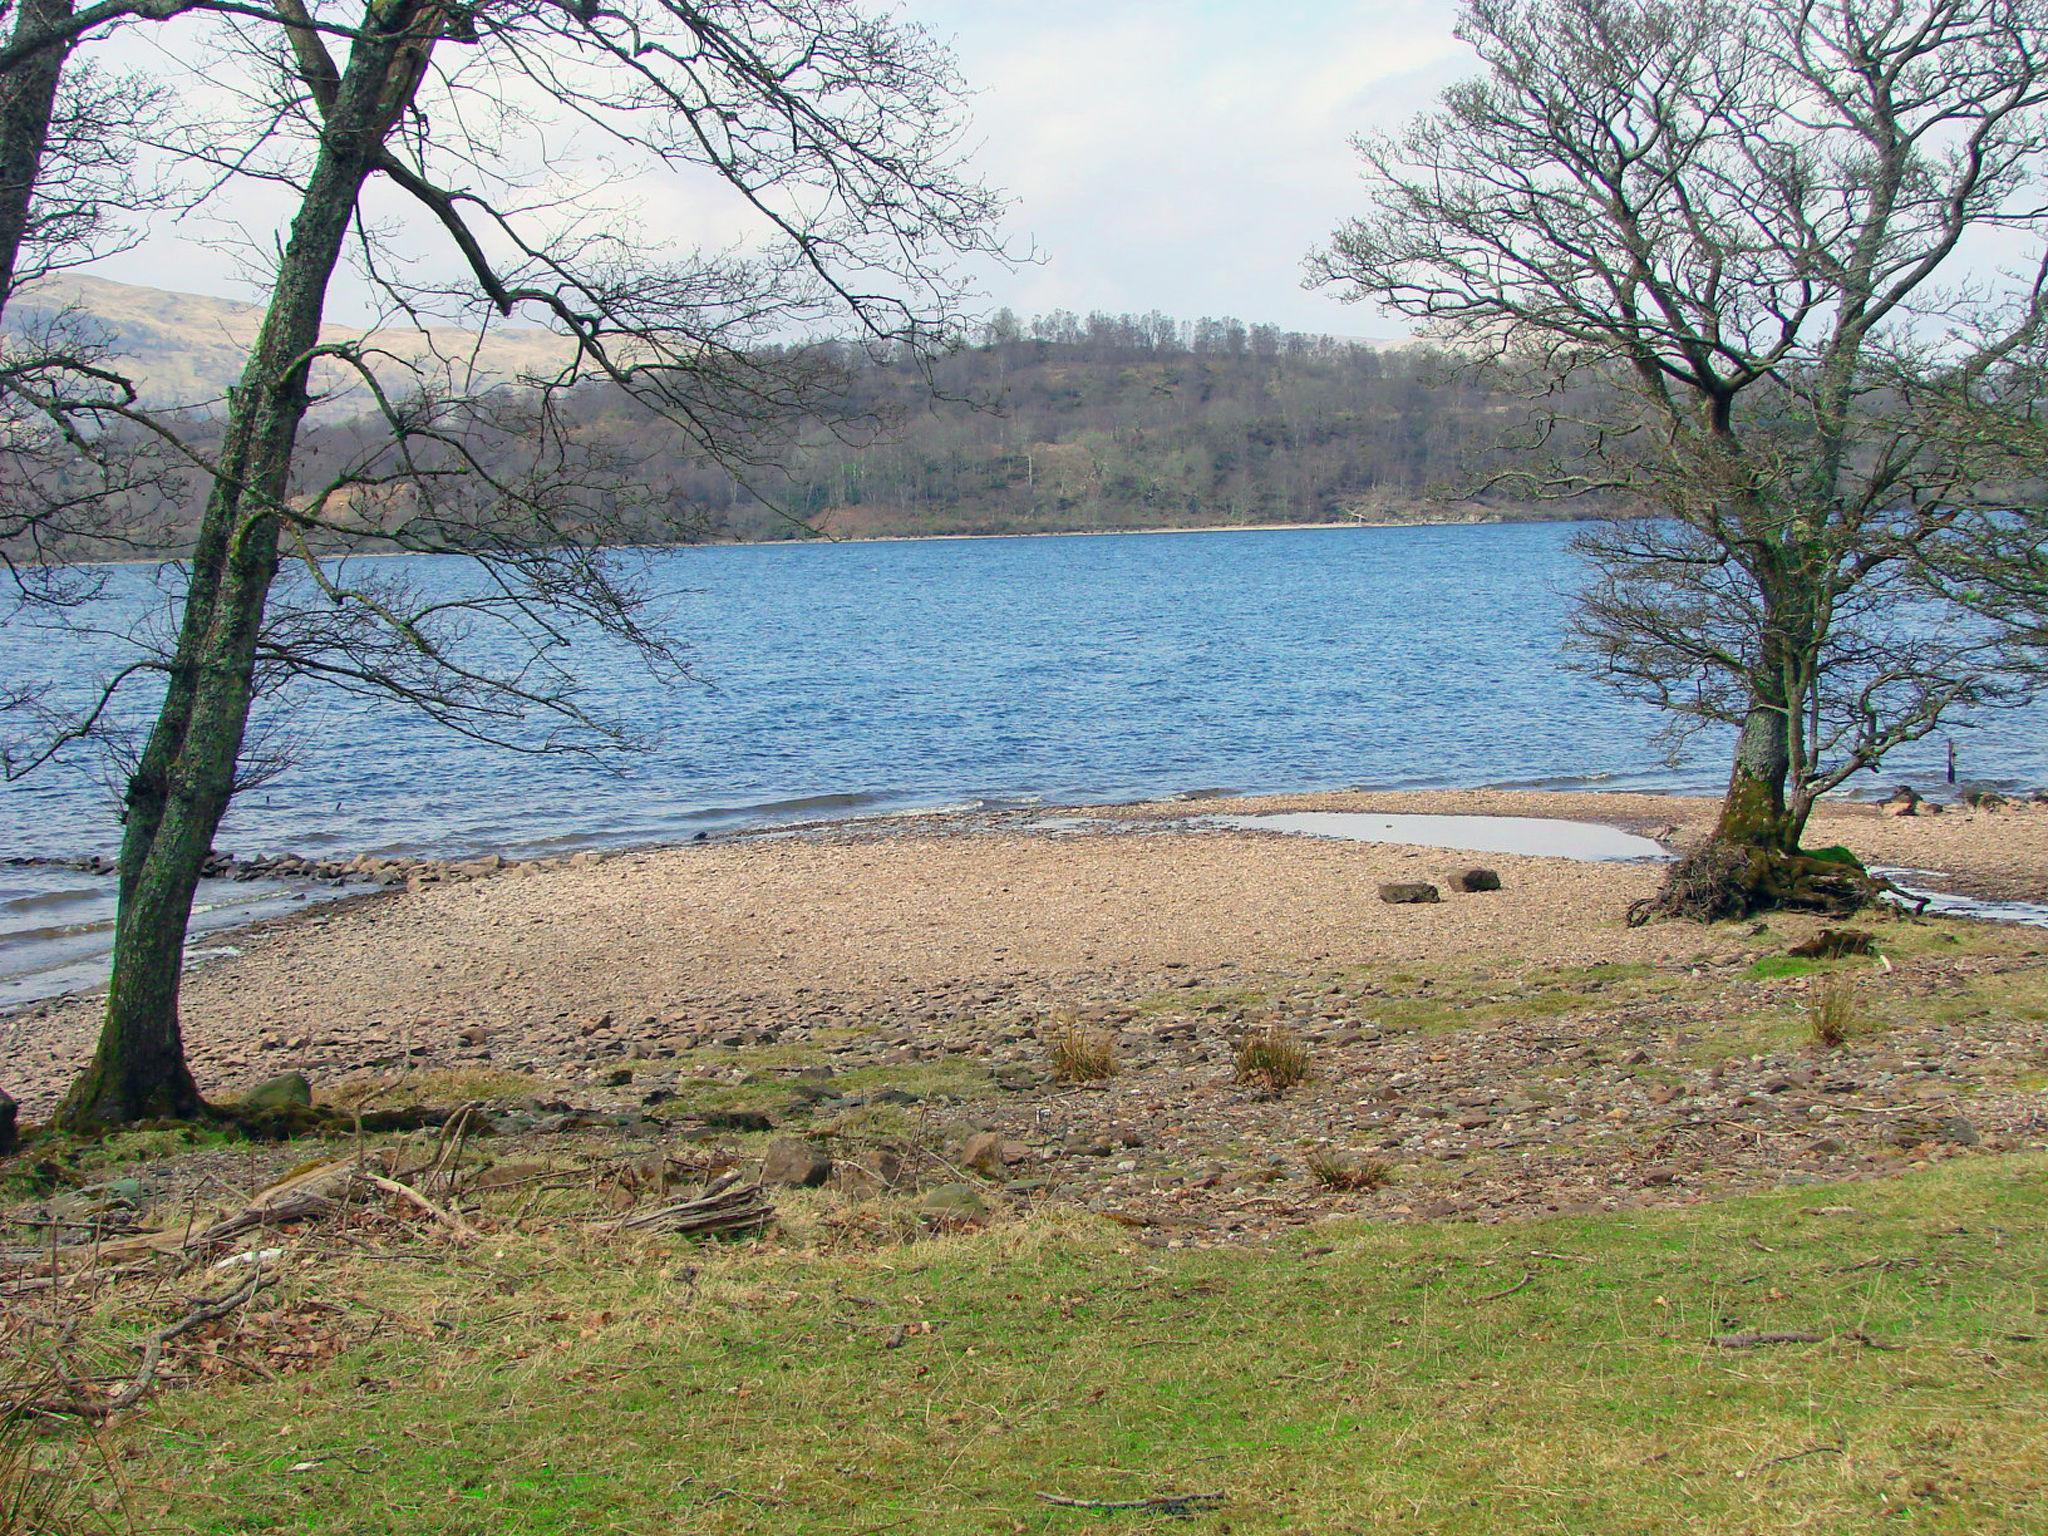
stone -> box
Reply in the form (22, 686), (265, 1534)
(1887, 1114), (1979, 1149)
(0, 1088), (15, 1156)
(241, 1072), (312, 1111)
(917, 1183), (990, 1226)
(1880, 785), (1921, 817)
(759, 1137), (832, 1188)
(1453, 867), (1502, 893)
(961, 1130), (1004, 1176)
(1378, 881), (1441, 905)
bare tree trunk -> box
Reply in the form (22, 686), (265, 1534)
(0, 0), (74, 306)
(55, 3), (433, 1129)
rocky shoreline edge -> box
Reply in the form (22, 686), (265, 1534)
(9, 775), (2048, 906)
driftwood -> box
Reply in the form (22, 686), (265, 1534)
(613, 1179), (773, 1238)
(360, 1174), (480, 1244)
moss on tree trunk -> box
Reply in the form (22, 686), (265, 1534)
(53, 5), (437, 1131)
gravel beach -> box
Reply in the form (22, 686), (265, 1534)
(5, 788), (2045, 1240)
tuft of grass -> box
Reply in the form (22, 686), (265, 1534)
(1047, 1025), (1119, 1084)
(1305, 1148), (1394, 1192)
(324, 1067), (544, 1111)
(1807, 973), (1861, 1050)
(1233, 1021), (1310, 1093)
(0, 1386), (116, 1536)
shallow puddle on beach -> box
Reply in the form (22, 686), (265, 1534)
(1875, 867), (2048, 929)
(1211, 811), (1674, 862)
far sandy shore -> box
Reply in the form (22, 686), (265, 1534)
(3, 788), (2041, 1120)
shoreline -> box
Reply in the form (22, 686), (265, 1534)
(2, 769), (2016, 875)
(7, 784), (2045, 1021)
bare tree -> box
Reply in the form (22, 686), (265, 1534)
(1312, 0), (2048, 918)
(6, 0), (1006, 1128)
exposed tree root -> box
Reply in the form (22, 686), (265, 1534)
(1629, 840), (1885, 926)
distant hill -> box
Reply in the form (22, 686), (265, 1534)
(4, 274), (573, 418)
(4, 282), (1594, 550)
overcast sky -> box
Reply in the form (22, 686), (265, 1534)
(90, 0), (1471, 338)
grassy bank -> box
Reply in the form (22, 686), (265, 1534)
(44, 1151), (2048, 1534)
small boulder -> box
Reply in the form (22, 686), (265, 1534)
(241, 1072), (312, 1111)
(961, 1130), (1004, 1177)
(917, 1183), (990, 1227)
(1453, 867), (1502, 893)
(1378, 881), (1441, 905)
(831, 1147), (908, 1196)
(1789, 928), (1876, 960)
(759, 1136), (832, 1188)
(1880, 785), (1922, 817)
(0, 1088), (15, 1157)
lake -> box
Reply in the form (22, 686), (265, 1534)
(3, 521), (2044, 864)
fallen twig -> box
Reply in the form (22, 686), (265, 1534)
(24, 1268), (276, 1418)
(1710, 1330), (1824, 1349)
(1034, 1491), (1224, 1516)
(1472, 1270), (1533, 1303)
(1739, 1443), (1844, 1478)
(1709, 1329), (1898, 1351)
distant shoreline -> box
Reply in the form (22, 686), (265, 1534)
(709, 510), (1581, 549)
(26, 508), (1591, 568)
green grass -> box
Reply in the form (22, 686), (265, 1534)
(68, 1154), (2048, 1534)
(1750, 954), (1825, 979)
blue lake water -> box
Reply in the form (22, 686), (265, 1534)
(3, 522), (2045, 864)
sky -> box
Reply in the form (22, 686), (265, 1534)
(89, 0), (1472, 339)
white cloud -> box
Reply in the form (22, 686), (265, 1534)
(86, 0), (1474, 334)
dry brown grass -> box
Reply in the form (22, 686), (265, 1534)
(1233, 1022), (1310, 1093)
(0, 1388), (114, 1536)
(1047, 1025), (1119, 1084)
(1305, 1149), (1395, 1192)
(1808, 973), (1861, 1050)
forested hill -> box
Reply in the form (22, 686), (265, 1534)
(9, 284), (1590, 552)
(584, 311), (1572, 543)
